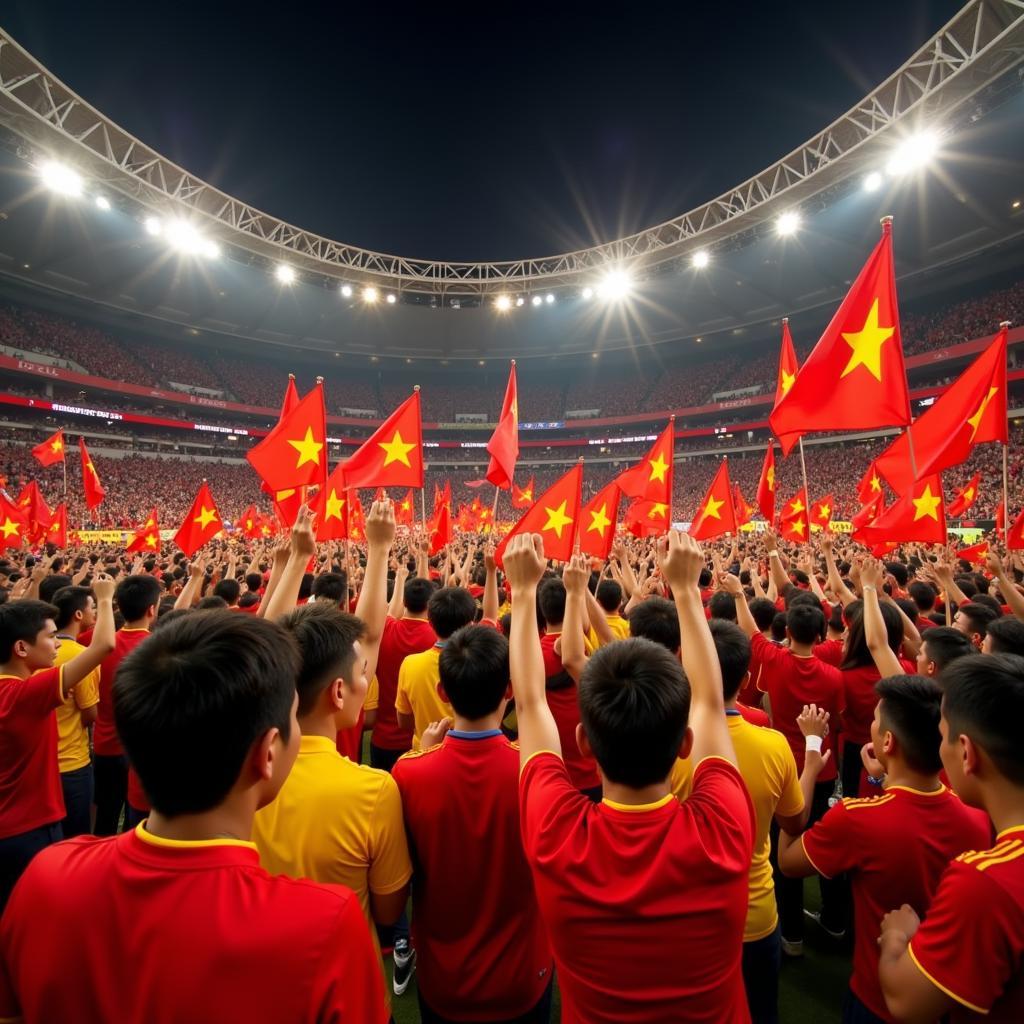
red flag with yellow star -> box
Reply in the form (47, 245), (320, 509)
(1007, 507), (1024, 551)
(32, 429), (65, 468)
(733, 484), (755, 528)
(428, 503), (452, 555)
(689, 461), (737, 541)
(396, 489), (415, 527)
(247, 381), (327, 493)
(43, 502), (67, 548)
(947, 472), (982, 518)
(237, 505), (258, 539)
(857, 460), (884, 506)
(623, 499), (671, 538)
(578, 479), (621, 560)
(756, 443), (776, 524)
(512, 475), (535, 510)
(348, 492), (366, 542)
(875, 326), (1008, 494)
(861, 475), (946, 545)
(78, 437), (105, 510)
(174, 481), (223, 557)
(956, 540), (990, 566)
(309, 462), (349, 542)
(769, 220), (911, 454)
(495, 462), (582, 567)
(16, 481), (51, 540)
(774, 318), (800, 409)
(810, 494), (835, 533)
(343, 391), (423, 490)
(779, 489), (810, 543)
(0, 494), (26, 549)
(486, 361), (519, 489)
(852, 493), (886, 541)
(127, 512), (161, 554)
(615, 419), (674, 503)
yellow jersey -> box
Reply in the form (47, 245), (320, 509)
(395, 645), (452, 751)
(54, 636), (100, 773)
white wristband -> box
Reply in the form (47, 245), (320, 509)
(805, 735), (823, 754)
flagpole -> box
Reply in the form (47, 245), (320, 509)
(491, 486), (500, 534)
(797, 437), (811, 509)
(1001, 321), (1012, 540)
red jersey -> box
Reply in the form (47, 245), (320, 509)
(0, 825), (389, 1023)
(0, 666), (64, 839)
(540, 632), (599, 791)
(813, 638), (844, 667)
(752, 632), (844, 782)
(520, 752), (754, 1023)
(840, 660), (915, 745)
(336, 708), (365, 762)
(802, 785), (990, 1021)
(393, 732), (552, 1020)
(908, 824), (1024, 1022)
(92, 628), (150, 757)
(370, 616), (436, 751)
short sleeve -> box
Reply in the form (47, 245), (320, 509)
(774, 742), (804, 819)
(394, 663), (412, 716)
(21, 666), (63, 717)
(908, 861), (1021, 1016)
(751, 633), (782, 692)
(72, 667), (100, 711)
(367, 775), (412, 896)
(685, 758), (755, 868)
(800, 802), (856, 880)
(363, 677), (379, 713)
(669, 757), (693, 802)
(519, 752), (589, 864)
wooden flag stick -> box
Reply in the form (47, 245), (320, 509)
(492, 486), (500, 533)
(1001, 322), (1012, 538)
(797, 437), (811, 512)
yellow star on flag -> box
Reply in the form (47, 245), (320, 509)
(401, 500), (411, 512)
(701, 496), (724, 520)
(963, 486), (975, 502)
(287, 427), (324, 469)
(648, 452), (669, 484)
(966, 386), (999, 441)
(521, 489), (533, 502)
(840, 299), (895, 381)
(325, 490), (346, 521)
(50, 439), (63, 453)
(194, 505), (219, 529)
(780, 370), (795, 396)
(260, 524), (272, 537)
(542, 500), (574, 538)
(648, 502), (668, 519)
(789, 518), (806, 536)
(85, 460), (97, 478)
(871, 473), (881, 492)
(766, 466), (775, 490)
(587, 503), (612, 536)
(145, 534), (158, 548)
(818, 505), (831, 520)
(0, 518), (20, 538)
(912, 484), (941, 521)
(49, 521), (60, 533)
(276, 488), (296, 501)
(378, 430), (416, 468)
(789, 497), (805, 515)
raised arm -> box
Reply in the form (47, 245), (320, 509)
(173, 555), (206, 611)
(764, 529), (791, 596)
(62, 574), (117, 697)
(355, 501), (396, 685)
(482, 543), (499, 623)
(986, 550), (1024, 623)
(387, 563), (409, 620)
(560, 553), (591, 683)
(260, 507), (317, 622)
(718, 570), (758, 638)
(821, 535), (856, 607)
(257, 535), (293, 618)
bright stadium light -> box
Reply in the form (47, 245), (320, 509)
(340, 284), (353, 298)
(386, 293), (397, 304)
(691, 250), (710, 269)
(886, 130), (940, 176)
(201, 240), (220, 259)
(275, 264), (296, 285)
(494, 294), (512, 311)
(515, 296), (525, 307)
(776, 211), (801, 236)
(531, 295), (542, 307)
(144, 216), (162, 236)
(545, 293), (555, 304)
(597, 269), (632, 301)
(94, 195), (111, 211)
(39, 160), (83, 197)
(165, 219), (208, 256)
(863, 171), (883, 193)
(582, 286), (594, 299)
(363, 286), (378, 303)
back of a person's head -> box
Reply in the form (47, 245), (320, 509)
(908, 580), (936, 613)
(427, 586), (478, 639)
(770, 612), (788, 642)
(841, 601), (901, 669)
(958, 601), (999, 639)
(213, 578), (240, 605)
(151, 607), (191, 632)
(971, 572), (990, 595)
(708, 591), (737, 623)
(114, 612), (300, 816)
(895, 597), (919, 624)
(403, 577), (433, 615)
(239, 591), (261, 609)
(627, 597), (680, 652)
(885, 561), (909, 588)
(116, 574), (162, 622)
(595, 579), (622, 614)
(954, 575), (978, 599)
(38, 573), (73, 605)
(708, 619), (751, 701)
(985, 615), (1024, 656)
(786, 589), (820, 612)
(787, 603), (826, 646)
(297, 572), (314, 601)
(749, 597), (777, 632)
(578, 637), (689, 789)
(940, 653), (1024, 786)
(698, 568), (712, 588)
(245, 572), (263, 594)
(439, 625), (509, 719)
(196, 595), (229, 610)
(827, 605), (845, 636)
(538, 578), (567, 627)
(922, 626), (974, 671)
(51, 585), (93, 631)
(970, 593), (1003, 618)
(875, 674), (943, 774)
(312, 571), (347, 604)
(0, 599), (58, 661)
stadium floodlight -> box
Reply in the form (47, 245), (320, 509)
(201, 240), (220, 259)
(94, 195), (111, 211)
(340, 284), (353, 298)
(386, 293), (397, 304)
(363, 286), (378, 303)
(144, 216), (162, 236)
(691, 250), (710, 269)
(582, 287), (594, 299)
(516, 296), (525, 307)
(39, 160), (83, 197)
(596, 269), (632, 301)
(545, 294), (555, 304)
(531, 295), (542, 307)
(776, 211), (801, 236)
(886, 130), (940, 176)
(863, 171), (883, 193)
(275, 264), (296, 285)
(165, 219), (209, 256)
(495, 294), (512, 311)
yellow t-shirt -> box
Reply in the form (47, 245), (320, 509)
(588, 613), (631, 649)
(54, 637), (100, 773)
(364, 676), (379, 714)
(395, 645), (452, 751)
(670, 714), (803, 941)
(253, 735), (411, 934)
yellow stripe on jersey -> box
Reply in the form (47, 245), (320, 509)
(907, 944), (989, 1014)
(841, 794), (896, 811)
(975, 843), (1024, 873)
(958, 840), (1019, 864)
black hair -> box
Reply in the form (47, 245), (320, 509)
(239, 592), (261, 609)
(957, 601), (999, 639)
(578, 637), (689, 788)
(895, 598), (919, 624)
(498, 611), (511, 637)
(941, 653), (1024, 785)
(884, 561), (909, 587)
(627, 597), (680, 652)
(698, 568), (712, 588)
(969, 593), (1003, 618)
(0, 599), (59, 661)
(538, 579), (567, 627)
(954, 575), (978, 600)
(114, 613), (300, 816)
(427, 587), (478, 639)
(38, 574), (73, 605)
(787, 603), (827, 646)
(827, 605), (845, 634)
(875, 674), (944, 774)
(909, 580), (937, 613)
(595, 579), (622, 614)
(921, 626), (975, 672)
(151, 608), (192, 632)
(196, 595), (229, 610)
(749, 597), (777, 632)
(985, 616), (1024, 656)
(115, 574), (162, 622)
(404, 577), (433, 615)
(841, 601), (902, 671)
(708, 591), (737, 623)
(298, 573), (314, 601)
(708, 620), (751, 701)
(439, 625), (510, 720)
(51, 586), (94, 631)
(770, 612), (788, 643)
(312, 571), (347, 604)
(787, 589), (821, 610)
(213, 578), (240, 605)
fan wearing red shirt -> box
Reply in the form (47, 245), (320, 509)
(393, 625), (553, 1023)
(781, 675), (990, 1022)
(0, 608), (388, 1024)
(506, 532), (755, 1024)
(0, 578), (116, 911)
(879, 655), (1024, 1024)
(92, 574), (161, 836)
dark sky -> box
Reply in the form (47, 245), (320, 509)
(5, 1), (964, 262)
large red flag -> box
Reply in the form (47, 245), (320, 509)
(1007, 508), (1024, 551)
(947, 472), (982, 518)
(309, 462), (349, 542)
(261, 376), (302, 513)
(0, 495), (26, 550)
(78, 438), (105, 510)
(956, 541), (990, 566)
(857, 460), (884, 505)
(43, 503), (67, 548)
(495, 463), (583, 567)
(769, 220), (911, 454)
(32, 429), (65, 468)
(512, 475), (536, 509)
(623, 499), (671, 538)
(343, 391), (424, 490)
(733, 484), (755, 528)
(774, 318), (800, 408)
(16, 481), (51, 539)
(247, 381), (327, 493)
(348, 492), (366, 542)
(396, 489), (415, 527)
(615, 419), (674, 503)
(779, 489), (810, 543)
(756, 443), (776, 524)
(875, 325), (1008, 494)
(428, 503), (452, 556)
(810, 494), (835, 533)
(174, 482), (223, 557)
(689, 461), (738, 541)
(578, 480), (622, 560)
(127, 517), (161, 554)
(851, 493), (886, 541)
(861, 475), (947, 546)
(486, 361), (519, 489)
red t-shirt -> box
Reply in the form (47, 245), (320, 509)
(753, 633), (844, 782)
(840, 659), (914, 746)
(393, 732), (552, 1019)
(540, 633), (599, 791)
(520, 752), (754, 1023)
(802, 785), (990, 1020)
(813, 638), (844, 667)
(370, 616), (436, 751)
(0, 666), (65, 839)
(92, 628), (151, 757)
(908, 824), (1024, 1022)
(335, 708), (365, 762)
(0, 826), (388, 1023)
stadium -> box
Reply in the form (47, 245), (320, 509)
(1, 2), (1024, 1022)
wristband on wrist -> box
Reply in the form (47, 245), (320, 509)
(804, 735), (823, 754)
(862, 584), (877, 592)
(769, 550), (780, 559)
(866, 773), (886, 786)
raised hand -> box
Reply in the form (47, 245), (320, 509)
(502, 534), (547, 592)
(656, 529), (706, 594)
(562, 552), (590, 596)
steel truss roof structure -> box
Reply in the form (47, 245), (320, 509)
(0, 0), (1022, 297)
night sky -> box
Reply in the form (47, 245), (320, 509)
(4, 1), (964, 262)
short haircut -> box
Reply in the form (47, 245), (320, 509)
(50, 586), (94, 631)
(239, 591), (261, 609)
(770, 612), (788, 643)
(595, 580), (622, 614)
(954, 575), (978, 599)
(787, 603), (826, 646)
(908, 580), (936, 613)
(116, 575), (162, 622)
(114, 613), (299, 816)
(196, 595), (229, 610)
(922, 627), (974, 671)
(245, 572), (263, 594)
(875, 674), (944, 774)
(985, 616), (1024, 656)
(427, 587), (478, 639)
(298, 573), (314, 601)
(884, 561), (909, 587)
(0, 600), (58, 661)
(708, 591), (737, 623)
(538, 579), (567, 627)
(958, 602), (999, 638)
(38, 574), (73, 604)
(213, 578), (240, 605)
(578, 637), (690, 788)
(749, 598), (777, 632)
(404, 577), (433, 615)
(627, 597), (680, 652)
(439, 625), (510, 719)
(941, 653), (1024, 785)
(279, 602), (366, 717)
(312, 571), (347, 603)
(969, 593), (1003, 618)
(708, 620), (751, 701)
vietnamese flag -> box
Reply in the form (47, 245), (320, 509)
(733, 484), (755, 528)
(486, 361), (519, 489)
(810, 494), (835, 533)
(495, 463), (583, 567)
(769, 219), (911, 454)
(247, 381), (327, 493)
(78, 438), (105, 510)
(0, 494), (26, 550)
(272, 488), (305, 529)
(512, 475), (536, 510)
(32, 429), (65, 468)
(127, 518), (161, 554)
(16, 481), (51, 539)
(947, 472), (982, 518)
(348, 492), (366, 542)
(343, 391), (424, 491)
(956, 541), (990, 566)
(43, 503), (67, 548)
(261, 376), (301, 508)
(238, 505), (259, 539)
(434, 479), (451, 513)
(774, 318), (800, 409)
(1007, 508), (1024, 551)
(578, 480), (621, 560)
(852, 493), (886, 541)
(857, 460), (884, 505)
(875, 325), (1008, 494)
(174, 481), (223, 557)
(690, 461), (737, 541)
(861, 475), (946, 546)
(996, 501), (1006, 537)
(623, 498), (671, 538)
(428, 503), (452, 555)
(396, 489), (415, 527)
(615, 419), (674, 503)
(779, 489), (810, 543)
(757, 443), (776, 524)
(310, 462), (349, 542)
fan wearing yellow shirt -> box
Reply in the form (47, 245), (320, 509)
(587, 580), (630, 649)
(395, 587), (478, 751)
(51, 586), (100, 839)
